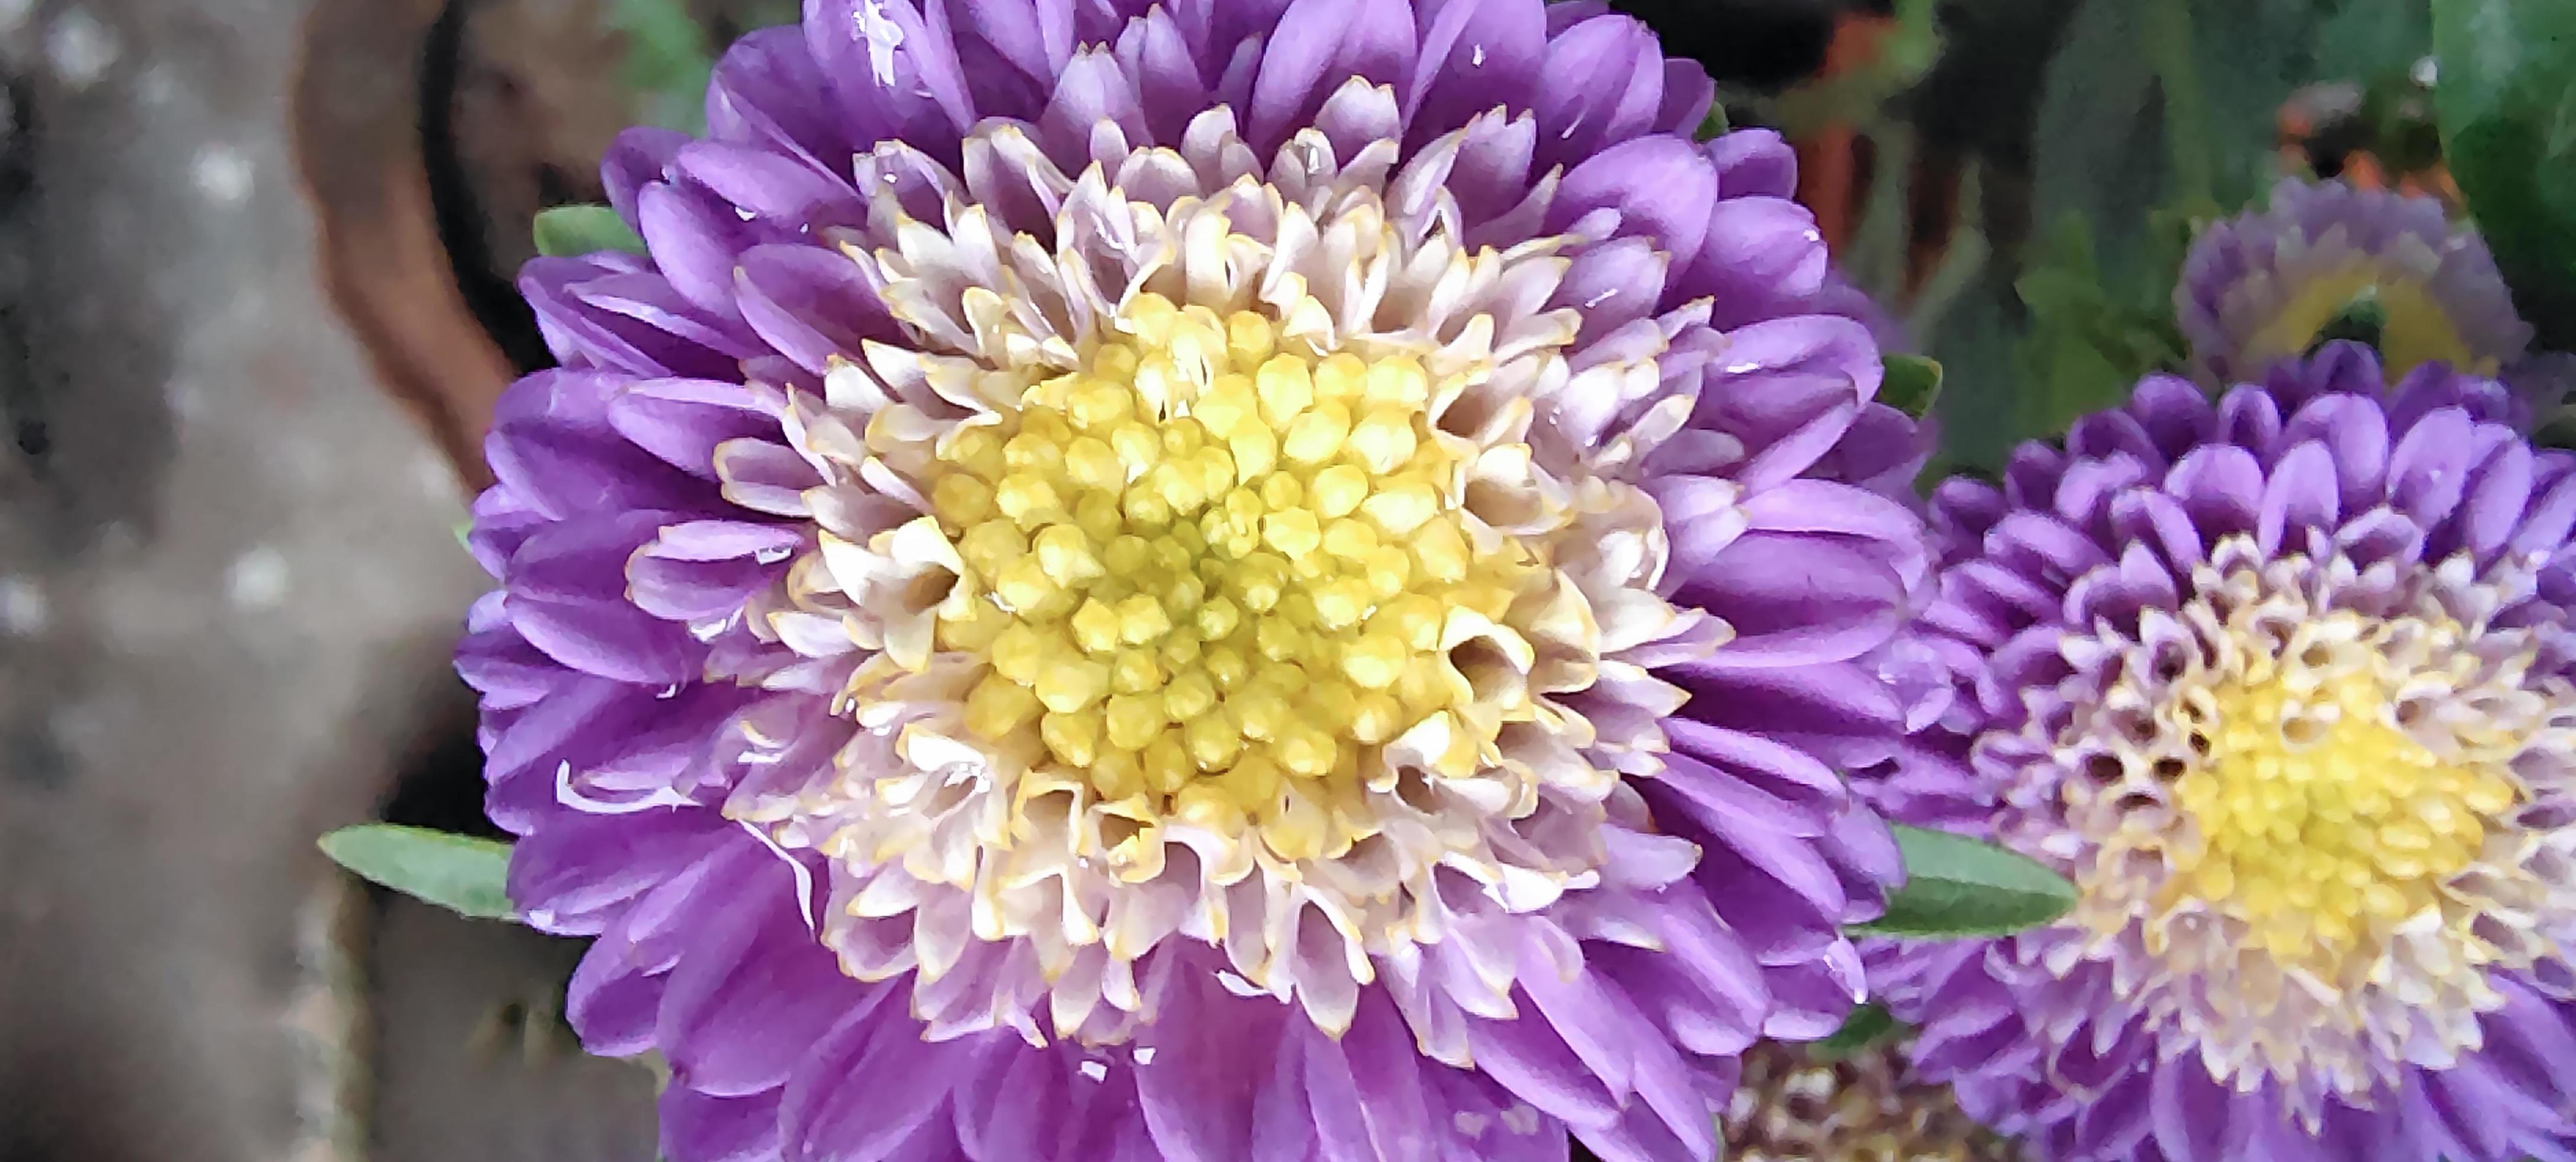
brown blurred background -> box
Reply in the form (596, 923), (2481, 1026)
(0, 2), (688, 1158)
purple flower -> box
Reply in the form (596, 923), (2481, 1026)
(457, 2), (1933, 1159)
(1871, 344), (2576, 1161)
(2176, 180), (2533, 388)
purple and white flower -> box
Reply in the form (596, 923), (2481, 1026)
(2176, 180), (2533, 388)
(458, 2), (1932, 1158)
(1875, 344), (2576, 1161)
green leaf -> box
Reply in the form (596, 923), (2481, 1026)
(532, 205), (647, 259)
(2435, 0), (2576, 351)
(1850, 825), (2078, 939)
(1810, 1003), (1909, 1061)
(1697, 101), (1730, 140)
(1880, 355), (1945, 420)
(317, 825), (517, 921)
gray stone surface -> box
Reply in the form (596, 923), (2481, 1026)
(0, 2), (653, 1159)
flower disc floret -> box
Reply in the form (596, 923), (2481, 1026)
(914, 298), (1556, 848)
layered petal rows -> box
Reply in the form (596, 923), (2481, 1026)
(1871, 346), (2576, 1162)
(459, 2), (1931, 1160)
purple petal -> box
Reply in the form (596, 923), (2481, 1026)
(1705, 128), (1795, 199)
(1245, 0), (1412, 154)
(1671, 532), (1904, 668)
(1530, 12), (1662, 168)
(2258, 440), (2341, 554)
(705, 25), (851, 173)
(734, 244), (899, 375)
(2281, 394), (2391, 513)
(605, 128), (690, 224)
(2127, 373), (2218, 456)
(1548, 135), (1716, 269)
(606, 379), (782, 480)
(657, 864), (862, 1097)
(1694, 202), (1830, 328)
(677, 141), (851, 222)
(2457, 435), (2536, 556)
(661, 1086), (784, 1162)
(1404, 0), (1545, 144)
(509, 807), (727, 934)
(2388, 406), (2476, 526)
(1465, 1011), (1622, 1129)
(2165, 444), (2266, 537)
(1136, 971), (1274, 1160)
(637, 183), (754, 323)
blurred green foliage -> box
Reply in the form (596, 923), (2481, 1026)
(2006, 213), (2191, 448)
(611, 0), (803, 133)
(2435, 0), (2576, 352)
(1906, 0), (2437, 470)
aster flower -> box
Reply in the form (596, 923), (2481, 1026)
(453, 2), (1935, 1160)
(1874, 343), (2576, 1161)
(1722, 1039), (2019, 1161)
(2175, 178), (2533, 388)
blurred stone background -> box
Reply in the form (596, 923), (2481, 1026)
(0, 1), (663, 1158)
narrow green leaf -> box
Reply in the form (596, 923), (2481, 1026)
(2435, 0), (2576, 350)
(317, 825), (517, 921)
(1851, 825), (2078, 939)
(1880, 355), (1944, 420)
(1810, 1002), (1909, 1061)
(532, 205), (647, 259)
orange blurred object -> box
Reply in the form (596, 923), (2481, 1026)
(2274, 82), (2461, 213)
(1793, 10), (1897, 255)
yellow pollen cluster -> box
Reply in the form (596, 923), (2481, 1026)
(912, 293), (1545, 860)
(2162, 656), (2519, 968)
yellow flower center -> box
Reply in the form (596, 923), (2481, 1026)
(2153, 609), (2520, 974)
(911, 293), (1548, 863)
(2243, 265), (2488, 377)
